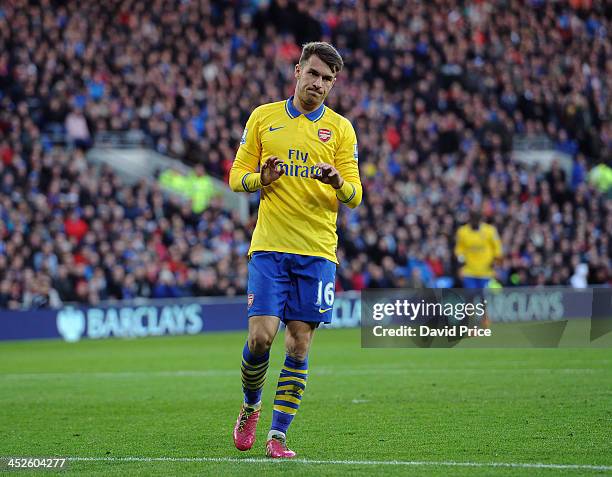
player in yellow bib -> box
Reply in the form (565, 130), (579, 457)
(228, 42), (362, 458)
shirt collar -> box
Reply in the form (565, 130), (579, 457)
(285, 96), (326, 122)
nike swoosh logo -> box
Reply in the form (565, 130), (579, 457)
(318, 307), (332, 314)
(269, 126), (285, 131)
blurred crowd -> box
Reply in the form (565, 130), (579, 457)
(0, 0), (610, 309)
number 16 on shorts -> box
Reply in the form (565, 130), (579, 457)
(316, 280), (335, 312)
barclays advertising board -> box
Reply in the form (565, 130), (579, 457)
(4, 288), (601, 343)
(0, 292), (362, 342)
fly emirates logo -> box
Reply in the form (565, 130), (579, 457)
(280, 149), (322, 178)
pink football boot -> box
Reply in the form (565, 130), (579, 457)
(266, 435), (296, 458)
(233, 404), (260, 451)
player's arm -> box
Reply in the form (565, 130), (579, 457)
(315, 119), (362, 208)
(229, 109), (269, 193)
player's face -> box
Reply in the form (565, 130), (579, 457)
(469, 211), (481, 229)
(294, 55), (336, 110)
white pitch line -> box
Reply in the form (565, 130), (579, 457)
(46, 456), (612, 471)
(0, 370), (238, 379)
(0, 367), (603, 380)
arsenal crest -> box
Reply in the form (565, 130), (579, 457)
(247, 293), (255, 308)
(318, 128), (332, 142)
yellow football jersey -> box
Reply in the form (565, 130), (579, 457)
(454, 223), (503, 278)
(229, 97), (362, 263)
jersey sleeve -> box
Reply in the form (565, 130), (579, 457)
(229, 108), (263, 193)
(334, 119), (362, 209)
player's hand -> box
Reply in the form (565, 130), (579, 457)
(314, 162), (344, 189)
(261, 156), (284, 186)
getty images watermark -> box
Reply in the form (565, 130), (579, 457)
(361, 288), (612, 348)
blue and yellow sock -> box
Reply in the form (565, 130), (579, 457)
(270, 355), (308, 435)
(241, 341), (270, 406)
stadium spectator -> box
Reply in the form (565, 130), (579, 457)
(570, 263), (589, 289)
(22, 275), (62, 309)
(65, 108), (92, 150)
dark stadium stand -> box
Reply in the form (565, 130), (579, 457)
(0, 0), (610, 308)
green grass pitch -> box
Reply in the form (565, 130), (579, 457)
(1, 328), (611, 476)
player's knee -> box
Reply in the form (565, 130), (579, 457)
(248, 332), (274, 355)
(286, 339), (310, 362)
(287, 349), (308, 362)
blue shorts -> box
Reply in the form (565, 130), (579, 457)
(247, 251), (337, 324)
(462, 277), (490, 289)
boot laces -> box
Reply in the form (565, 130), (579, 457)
(238, 407), (255, 431)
